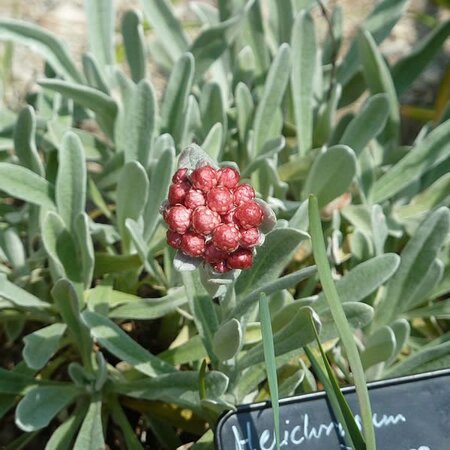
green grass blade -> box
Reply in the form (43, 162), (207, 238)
(306, 320), (366, 449)
(308, 194), (375, 450)
(259, 293), (280, 450)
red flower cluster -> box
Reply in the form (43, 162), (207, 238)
(163, 165), (265, 272)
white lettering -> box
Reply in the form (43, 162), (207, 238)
(232, 425), (248, 450)
(304, 414), (335, 440)
(290, 425), (304, 445)
(231, 411), (407, 449)
(259, 429), (276, 450)
(373, 413), (406, 428)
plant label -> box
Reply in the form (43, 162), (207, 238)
(215, 369), (450, 450)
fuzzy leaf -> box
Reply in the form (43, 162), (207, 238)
(51, 279), (92, 367)
(337, 0), (408, 86)
(361, 326), (396, 370)
(0, 18), (82, 82)
(291, 10), (316, 155)
(385, 341), (450, 377)
(23, 323), (67, 370)
(182, 271), (219, 365)
(372, 120), (450, 203)
(109, 288), (187, 320)
(42, 211), (83, 284)
(143, 146), (175, 242)
(82, 53), (109, 93)
(339, 94), (389, 156)
(81, 310), (175, 377)
(39, 79), (118, 138)
(139, 0), (188, 63)
(14, 106), (44, 176)
(252, 43), (291, 155)
(314, 253), (400, 311)
(160, 53), (194, 142)
(74, 213), (94, 289)
(231, 266), (316, 319)
(115, 371), (227, 415)
(235, 228), (309, 298)
(73, 398), (104, 450)
(392, 20), (450, 96)
(0, 163), (54, 208)
(85, 0), (115, 70)
(357, 29), (400, 144)
(0, 274), (50, 310)
(16, 386), (78, 432)
(239, 306), (319, 369)
(122, 10), (147, 83)
(44, 406), (87, 450)
(213, 319), (242, 361)
(56, 132), (86, 231)
(374, 207), (450, 327)
(190, 3), (249, 78)
(122, 79), (157, 167)
(116, 161), (149, 250)
(303, 145), (356, 207)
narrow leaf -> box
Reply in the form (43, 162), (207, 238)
(74, 213), (95, 289)
(23, 323), (67, 370)
(116, 161), (149, 250)
(372, 120), (450, 203)
(337, 0), (408, 86)
(339, 94), (389, 156)
(109, 288), (187, 320)
(231, 266), (316, 319)
(392, 20), (450, 96)
(374, 207), (449, 327)
(85, 0), (115, 70)
(39, 79), (118, 138)
(143, 145), (175, 241)
(160, 53), (194, 142)
(73, 398), (104, 450)
(235, 228), (309, 298)
(181, 271), (219, 365)
(0, 18), (82, 82)
(81, 310), (175, 377)
(16, 386), (78, 432)
(252, 43), (291, 155)
(314, 253), (400, 311)
(51, 279), (92, 368)
(45, 405), (87, 450)
(357, 29), (400, 144)
(303, 145), (356, 207)
(122, 9), (147, 83)
(291, 11), (316, 155)
(139, 0), (188, 63)
(0, 273), (50, 310)
(213, 319), (242, 361)
(14, 106), (44, 176)
(56, 132), (86, 230)
(0, 163), (54, 208)
(122, 80), (157, 167)
(361, 326), (396, 370)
